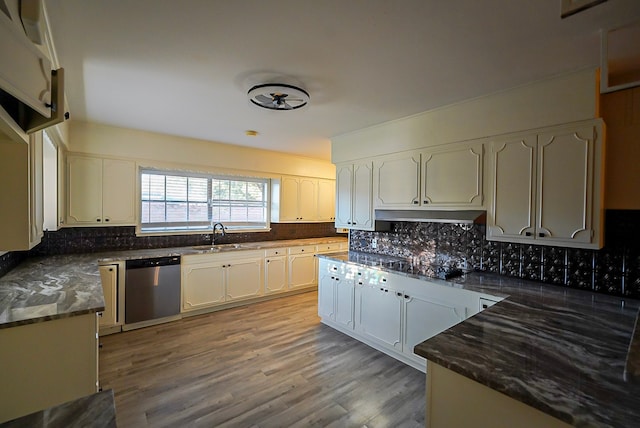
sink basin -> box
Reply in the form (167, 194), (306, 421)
(191, 245), (222, 252)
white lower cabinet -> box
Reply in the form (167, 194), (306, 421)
(288, 245), (317, 290)
(98, 264), (118, 328)
(182, 262), (226, 311)
(226, 257), (263, 301)
(182, 251), (263, 312)
(357, 281), (403, 351)
(318, 260), (358, 330)
(264, 248), (287, 294)
(319, 259), (490, 372)
(402, 292), (467, 365)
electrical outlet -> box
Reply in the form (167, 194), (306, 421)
(372, 238), (377, 249)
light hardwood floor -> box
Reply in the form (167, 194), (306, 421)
(99, 291), (425, 427)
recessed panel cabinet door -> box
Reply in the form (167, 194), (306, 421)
(352, 162), (374, 229)
(357, 284), (402, 350)
(279, 176), (300, 221)
(318, 273), (335, 319)
(226, 258), (263, 301)
(403, 294), (467, 363)
(181, 263), (225, 311)
(317, 179), (335, 221)
(265, 256), (287, 294)
(422, 143), (483, 207)
(67, 156), (103, 224)
(537, 126), (595, 245)
(374, 152), (421, 207)
(298, 178), (318, 221)
(334, 164), (353, 227)
(335, 276), (355, 330)
(102, 159), (136, 225)
(288, 253), (317, 289)
(98, 265), (118, 327)
(487, 136), (537, 240)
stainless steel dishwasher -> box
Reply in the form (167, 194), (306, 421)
(124, 256), (181, 330)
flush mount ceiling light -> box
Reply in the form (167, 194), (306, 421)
(247, 83), (310, 110)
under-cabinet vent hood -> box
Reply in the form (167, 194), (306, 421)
(374, 209), (486, 224)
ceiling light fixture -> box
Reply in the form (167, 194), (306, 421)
(247, 83), (310, 111)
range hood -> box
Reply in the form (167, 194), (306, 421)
(374, 209), (486, 224)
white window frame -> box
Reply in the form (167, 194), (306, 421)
(138, 168), (270, 235)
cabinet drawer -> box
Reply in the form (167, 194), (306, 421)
(264, 247), (287, 257)
(288, 245), (316, 255)
(316, 242), (343, 253)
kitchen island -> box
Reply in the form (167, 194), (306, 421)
(318, 251), (640, 428)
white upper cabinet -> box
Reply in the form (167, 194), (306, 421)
(421, 142), (483, 208)
(374, 151), (421, 208)
(0, 2), (51, 118)
(316, 178), (336, 222)
(66, 155), (136, 226)
(271, 175), (335, 223)
(0, 132), (43, 251)
(487, 119), (603, 249)
(373, 141), (484, 209)
(335, 161), (374, 230)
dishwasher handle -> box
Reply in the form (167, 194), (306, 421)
(126, 256), (181, 269)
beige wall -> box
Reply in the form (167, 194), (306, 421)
(331, 69), (598, 163)
(601, 86), (640, 209)
(68, 121), (335, 179)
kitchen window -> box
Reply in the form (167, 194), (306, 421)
(140, 169), (269, 233)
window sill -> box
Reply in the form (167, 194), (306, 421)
(135, 227), (272, 237)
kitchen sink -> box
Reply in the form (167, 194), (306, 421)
(191, 245), (222, 252)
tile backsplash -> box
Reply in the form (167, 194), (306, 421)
(350, 210), (640, 298)
(0, 222), (340, 279)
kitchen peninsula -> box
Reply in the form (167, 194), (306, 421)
(317, 251), (640, 428)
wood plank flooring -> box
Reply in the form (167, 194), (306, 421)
(99, 291), (425, 427)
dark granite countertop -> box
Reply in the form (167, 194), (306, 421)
(0, 389), (116, 428)
(0, 237), (346, 329)
(319, 251), (640, 428)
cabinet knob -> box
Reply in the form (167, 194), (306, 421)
(525, 232), (532, 236)
(105, 218), (110, 222)
(96, 218), (101, 222)
(413, 201), (419, 205)
(538, 233), (545, 238)
(353, 222), (357, 225)
(423, 201), (428, 204)
(396, 292), (402, 297)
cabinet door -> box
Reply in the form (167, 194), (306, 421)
(288, 253), (317, 289)
(318, 273), (336, 319)
(422, 142), (483, 207)
(487, 135), (537, 240)
(403, 293), (467, 363)
(537, 125), (596, 245)
(335, 163), (353, 228)
(357, 284), (402, 350)
(29, 133), (44, 247)
(0, 6), (52, 117)
(102, 159), (136, 225)
(317, 179), (335, 222)
(67, 156), (103, 224)
(265, 256), (287, 294)
(279, 176), (300, 221)
(226, 258), (263, 301)
(298, 177), (318, 221)
(98, 265), (118, 327)
(181, 263), (226, 311)
(352, 162), (374, 229)
(374, 152), (421, 207)
(335, 276), (355, 330)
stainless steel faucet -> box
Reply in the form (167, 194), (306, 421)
(211, 222), (226, 246)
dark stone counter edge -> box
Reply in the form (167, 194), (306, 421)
(0, 389), (116, 428)
(0, 306), (105, 330)
(0, 238), (347, 330)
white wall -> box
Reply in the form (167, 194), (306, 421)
(68, 121), (335, 179)
(331, 69), (598, 163)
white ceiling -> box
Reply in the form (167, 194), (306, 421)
(44, 0), (640, 161)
